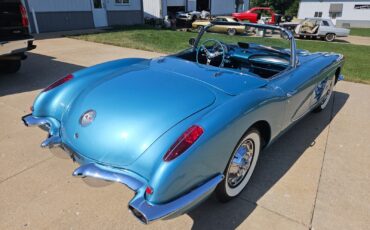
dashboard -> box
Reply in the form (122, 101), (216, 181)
(225, 43), (290, 78)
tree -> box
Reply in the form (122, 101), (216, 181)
(250, 0), (299, 16)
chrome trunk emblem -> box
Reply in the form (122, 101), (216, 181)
(80, 110), (96, 127)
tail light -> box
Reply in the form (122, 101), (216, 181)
(145, 186), (153, 195)
(163, 125), (204, 162)
(43, 74), (74, 92)
(19, 4), (29, 28)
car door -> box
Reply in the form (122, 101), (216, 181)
(210, 18), (227, 33)
(272, 65), (329, 129)
(318, 20), (331, 35)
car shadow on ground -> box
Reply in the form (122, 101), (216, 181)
(0, 53), (84, 97)
(188, 91), (349, 230)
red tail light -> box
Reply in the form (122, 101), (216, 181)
(145, 186), (153, 195)
(43, 74), (74, 92)
(163, 125), (204, 162)
(19, 4), (29, 28)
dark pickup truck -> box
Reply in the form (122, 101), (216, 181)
(0, 0), (36, 73)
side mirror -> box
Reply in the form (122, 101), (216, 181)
(189, 38), (196, 46)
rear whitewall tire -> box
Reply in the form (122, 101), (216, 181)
(325, 33), (336, 42)
(216, 129), (261, 202)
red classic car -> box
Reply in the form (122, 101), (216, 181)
(232, 7), (279, 25)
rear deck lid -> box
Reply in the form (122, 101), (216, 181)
(61, 62), (216, 166)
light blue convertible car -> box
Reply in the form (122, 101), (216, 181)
(22, 22), (344, 224)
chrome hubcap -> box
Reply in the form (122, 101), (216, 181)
(227, 139), (255, 188)
(321, 80), (333, 108)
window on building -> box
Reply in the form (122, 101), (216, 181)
(329, 12), (342, 19)
(115, 0), (130, 4)
(354, 4), (370, 9)
(314, 11), (323, 17)
(93, 0), (102, 8)
(329, 3), (343, 18)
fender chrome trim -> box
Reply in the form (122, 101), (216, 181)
(129, 174), (224, 224)
(41, 135), (62, 148)
(22, 114), (51, 127)
(72, 163), (144, 191)
(22, 114), (61, 147)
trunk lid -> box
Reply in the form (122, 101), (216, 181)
(62, 62), (216, 166)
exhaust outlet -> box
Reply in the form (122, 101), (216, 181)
(129, 205), (149, 224)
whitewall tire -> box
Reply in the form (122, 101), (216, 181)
(216, 129), (261, 202)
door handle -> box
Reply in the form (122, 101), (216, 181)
(286, 90), (298, 98)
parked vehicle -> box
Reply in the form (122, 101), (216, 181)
(293, 18), (350, 42)
(0, 0), (36, 73)
(23, 22), (344, 224)
(176, 10), (210, 28)
(176, 10), (210, 21)
(192, 16), (245, 35)
(232, 7), (286, 25)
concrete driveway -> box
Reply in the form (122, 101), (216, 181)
(0, 38), (369, 230)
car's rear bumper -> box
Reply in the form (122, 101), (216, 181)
(73, 163), (223, 224)
(0, 37), (36, 57)
(22, 114), (223, 224)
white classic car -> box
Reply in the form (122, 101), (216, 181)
(294, 18), (350, 42)
(176, 10), (210, 21)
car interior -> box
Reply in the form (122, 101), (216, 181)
(296, 19), (330, 35)
(175, 40), (290, 79)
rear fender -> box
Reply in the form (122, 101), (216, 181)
(32, 58), (148, 120)
(137, 87), (285, 204)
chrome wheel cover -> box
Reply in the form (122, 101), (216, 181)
(227, 139), (255, 188)
(320, 79), (334, 109)
(326, 34), (335, 41)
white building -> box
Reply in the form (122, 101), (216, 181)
(24, 0), (143, 33)
(143, 0), (248, 18)
(298, 0), (370, 28)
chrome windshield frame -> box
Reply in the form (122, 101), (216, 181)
(192, 21), (298, 68)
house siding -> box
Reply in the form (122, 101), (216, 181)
(27, 0), (92, 12)
(105, 0), (142, 11)
(211, 0), (235, 15)
(25, 0), (144, 32)
(298, 0), (370, 28)
(143, 0), (162, 18)
(167, 0), (186, 6)
(107, 10), (143, 25)
(143, 0), (240, 18)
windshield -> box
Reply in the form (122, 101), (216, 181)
(174, 22), (296, 79)
(196, 22), (293, 57)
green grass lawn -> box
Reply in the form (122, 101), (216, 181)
(72, 26), (370, 84)
(350, 28), (370, 37)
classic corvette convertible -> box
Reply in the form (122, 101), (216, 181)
(22, 22), (344, 224)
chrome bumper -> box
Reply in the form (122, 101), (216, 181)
(22, 114), (224, 224)
(22, 114), (61, 148)
(73, 163), (223, 224)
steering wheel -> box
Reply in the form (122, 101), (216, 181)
(196, 39), (227, 67)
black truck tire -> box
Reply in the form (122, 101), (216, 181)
(0, 60), (21, 73)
